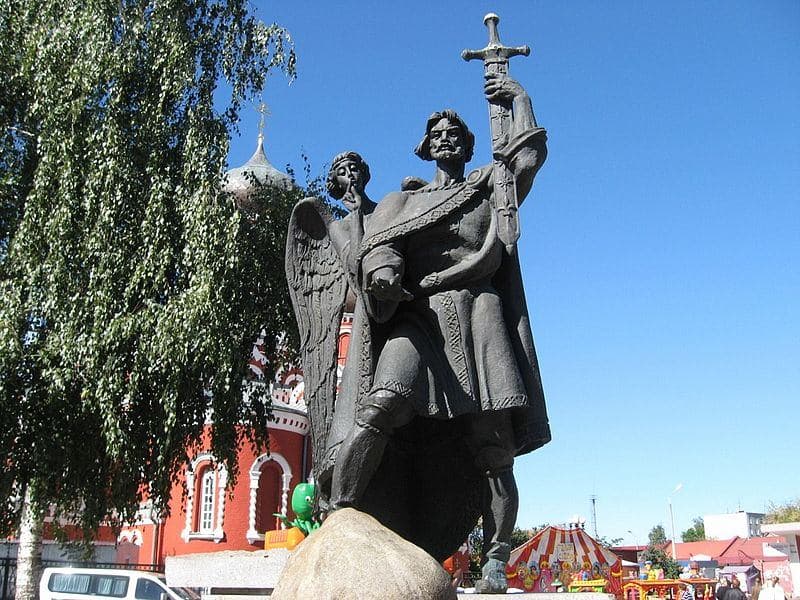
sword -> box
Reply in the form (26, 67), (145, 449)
(462, 13), (530, 252)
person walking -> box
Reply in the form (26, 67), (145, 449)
(764, 577), (786, 600)
(717, 578), (731, 600)
(750, 576), (762, 600)
(727, 578), (747, 600)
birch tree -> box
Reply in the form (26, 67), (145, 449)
(0, 2), (300, 594)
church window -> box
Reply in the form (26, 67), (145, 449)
(199, 469), (216, 533)
(181, 454), (227, 542)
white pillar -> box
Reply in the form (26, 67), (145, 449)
(245, 470), (261, 543)
(280, 473), (293, 529)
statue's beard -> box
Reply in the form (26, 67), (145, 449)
(432, 148), (463, 161)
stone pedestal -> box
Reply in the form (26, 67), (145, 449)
(272, 508), (456, 600)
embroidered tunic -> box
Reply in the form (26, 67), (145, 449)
(360, 178), (529, 419)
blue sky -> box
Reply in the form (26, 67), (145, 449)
(229, 1), (799, 545)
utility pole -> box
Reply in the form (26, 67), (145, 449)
(668, 483), (683, 560)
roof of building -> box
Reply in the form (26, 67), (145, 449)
(762, 522), (800, 535)
(223, 134), (294, 199)
(670, 536), (788, 565)
(717, 536), (787, 566)
(673, 539), (739, 561)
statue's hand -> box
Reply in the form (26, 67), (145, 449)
(484, 72), (525, 104)
(369, 267), (412, 301)
(341, 180), (364, 212)
(419, 272), (440, 289)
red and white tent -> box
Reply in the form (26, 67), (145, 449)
(506, 526), (623, 595)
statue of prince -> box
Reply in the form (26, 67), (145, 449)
(286, 14), (551, 593)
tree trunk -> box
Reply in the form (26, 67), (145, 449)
(15, 486), (43, 600)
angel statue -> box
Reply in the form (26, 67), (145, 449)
(286, 66), (551, 592)
(284, 150), (375, 505)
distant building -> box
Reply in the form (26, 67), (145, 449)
(761, 522), (800, 600)
(704, 511), (765, 539)
(116, 373), (311, 565)
(671, 535), (794, 596)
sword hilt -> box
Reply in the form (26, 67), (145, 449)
(461, 13), (530, 63)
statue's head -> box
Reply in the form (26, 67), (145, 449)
(326, 151), (370, 206)
(414, 109), (475, 163)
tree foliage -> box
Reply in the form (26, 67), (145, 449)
(0, 0), (299, 536)
(682, 517), (706, 542)
(640, 545), (682, 579)
(595, 534), (624, 548)
(642, 524), (681, 578)
(648, 524), (667, 546)
(765, 498), (800, 524)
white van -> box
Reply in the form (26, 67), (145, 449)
(40, 568), (201, 600)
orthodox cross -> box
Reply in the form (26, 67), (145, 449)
(257, 100), (270, 145)
(463, 13), (530, 252)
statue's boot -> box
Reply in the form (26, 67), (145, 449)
(330, 422), (388, 509)
(330, 389), (413, 509)
(475, 558), (509, 594)
(475, 466), (518, 594)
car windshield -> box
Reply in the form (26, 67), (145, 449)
(170, 587), (201, 600)
(155, 577), (201, 600)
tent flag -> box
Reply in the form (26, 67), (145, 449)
(506, 526), (624, 595)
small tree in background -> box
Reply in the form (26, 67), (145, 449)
(595, 534), (624, 548)
(765, 498), (800, 524)
(682, 517), (706, 542)
(648, 524), (667, 546)
(642, 525), (681, 578)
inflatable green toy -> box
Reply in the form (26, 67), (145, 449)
(274, 482), (319, 536)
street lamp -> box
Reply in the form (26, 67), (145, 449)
(627, 530), (640, 562)
(668, 483), (683, 560)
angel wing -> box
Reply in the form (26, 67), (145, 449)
(285, 197), (347, 484)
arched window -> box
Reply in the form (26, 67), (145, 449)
(255, 461), (282, 533)
(181, 454), (227, 542)
(246, 453), (292, 544)
(198, 469), (216, 534)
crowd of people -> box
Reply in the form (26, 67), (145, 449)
(715, 576), (787, 600)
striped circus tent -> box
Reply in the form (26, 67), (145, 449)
(506, 526), (623, 595)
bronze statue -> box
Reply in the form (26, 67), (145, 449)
(286, 14), (550, 594)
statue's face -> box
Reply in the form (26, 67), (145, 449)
(428, 117), (466, 163)
(334, 159), (364, 192)
(334, 158), (364, 210)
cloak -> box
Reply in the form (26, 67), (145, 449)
(318, 129), (551, 559)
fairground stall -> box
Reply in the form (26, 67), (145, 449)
(622, 578), (716, 600)
(506, 526), (624, 595)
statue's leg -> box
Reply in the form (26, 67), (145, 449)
(330, 389), (415, 509)
(470, 410), (518, 594)
(332, 322), (422, 510)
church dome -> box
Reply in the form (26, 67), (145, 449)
(223, 134), (294, 204)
